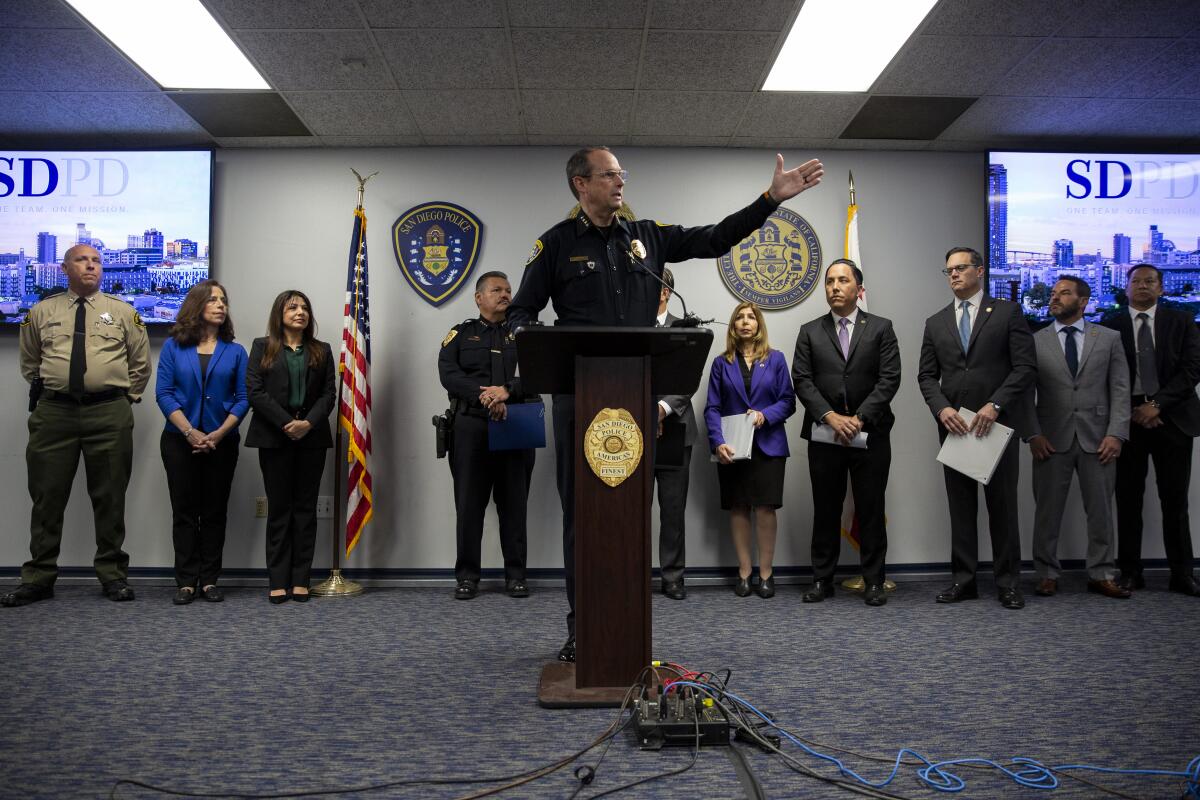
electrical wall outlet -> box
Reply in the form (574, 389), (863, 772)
(255, 497), (267, 517)
(316, 496), (333, 519)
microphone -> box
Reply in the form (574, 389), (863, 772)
(627, 249), (705, 327)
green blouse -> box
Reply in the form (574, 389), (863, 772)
(284, 346), (307, 409)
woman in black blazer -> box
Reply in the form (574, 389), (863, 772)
(245, 289), (336, 603)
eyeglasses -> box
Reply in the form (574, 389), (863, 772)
(941, 264), (978, 275)
(586, 169), (628, 182)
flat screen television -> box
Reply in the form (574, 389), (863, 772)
(0, 149), (213, 326)
(987, 151), (1200, 323)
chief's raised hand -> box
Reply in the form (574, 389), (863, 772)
(768, 154), (824, 202)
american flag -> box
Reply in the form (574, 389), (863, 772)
(340, 205), (373, 556)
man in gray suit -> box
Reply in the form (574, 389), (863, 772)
(654, 268), (697, 599)
(1028, 276), (1131, 599)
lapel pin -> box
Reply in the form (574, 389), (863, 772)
(985, 307), (993, 313)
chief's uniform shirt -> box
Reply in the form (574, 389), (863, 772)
(508, 192), (781, 328)
(438, 316), (524, 416)
(19, 290), (151, 400)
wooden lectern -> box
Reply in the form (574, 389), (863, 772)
(517, 325), (713, 708)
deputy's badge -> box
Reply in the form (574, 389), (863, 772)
(441, 328), (458, 348)
(716, 207), (821, 310)
(526, 239), (543, 266)
(630, 239), (647, 260)
(99, 312), (114, 325)
(583, 408), (644, 488)
(132, 311), (144, 328)
(392, 202), (484, 307)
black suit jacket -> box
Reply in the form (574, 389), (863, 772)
(791, 310), (900, 443)
(917, 296), (1036, 438)
(1102, 304), (1200, 437)
(244, 337), (336, 449)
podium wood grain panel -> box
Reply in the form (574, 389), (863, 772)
(574, 355), (653, 689)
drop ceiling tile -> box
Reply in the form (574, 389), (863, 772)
(938, 96), (1103, 138)
(111, 131), (214, 146)
(832, 139), (932, 150)
(0, 30), (155, 91)
(204, 0), (362, 29)
(507, 0), (648, 28)
(0, 91), (94, 134)
(424, 134), (530, 144)
(319, 135), (424, 146)
(235, 31), (395, 89)
(215, 136), (323, 147)
(841, 96), (975, 139)
(169, 91), (310, 136)
(58, 91), (211, 135)
(1106, 38), (1200, 98)
(374, 29), (513, 89)
(1059, 0), (1200, 37)
(922, 0), (1077, 36)
(512, 30), (642, 89)
(632, 91), (747, 136)
(525, 134), (624, 146)
(358, 0), (503, 28)
(876, 35), (1041, 95)
(928, 140), (991, 152)
(1092, 98), (1200, 137)
(728, 137), (833, 149)
(285, 91), (418, 135)
(736, 93), (864, 139)
(640, 31), (777, 91)
(404, 90), (523, 135)
(0, 0), (84, 27)
(649, 0), (797, 31)
(630, 135), (732, 146)
(522, 90), (634, 135)
(996, 38), (1164, 97)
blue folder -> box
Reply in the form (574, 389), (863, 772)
(488, 400), (547, 451)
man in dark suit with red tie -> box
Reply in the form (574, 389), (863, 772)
(917, 246), (1036, 609)
(792, 259), (900, 606)
(1102, 264), (1200, 597)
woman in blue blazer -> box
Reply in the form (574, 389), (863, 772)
(705, 301), (796, 598)
(245, 289), (336, 604)
(156, 280), (249, 605)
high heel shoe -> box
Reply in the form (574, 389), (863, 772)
(733, 575), (752, 597)
(756, 575), (775, 599)
(269, 592), (288, 605)
(291, 590), (310, 603)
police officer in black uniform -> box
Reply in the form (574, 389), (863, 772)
(507, 146), (825, 661)
(439, 271), (536, 600)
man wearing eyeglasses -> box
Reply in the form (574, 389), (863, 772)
(917, 246), (1036, 610)
(509, 146), (824, 662)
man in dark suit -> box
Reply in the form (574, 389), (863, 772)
(792, 259), (900, 606)
(1102, 264), (1200, 597)
(653, 268), (697, 600)
(917, 246), (1036, 609)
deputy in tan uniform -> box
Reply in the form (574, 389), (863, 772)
(1, 244), (150, 607)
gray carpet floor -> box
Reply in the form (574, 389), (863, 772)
(1, 577), (1197, 800)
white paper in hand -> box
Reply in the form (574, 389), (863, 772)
(711, 413), (755, 462)
(810, 422), (868, 449)
(935, 407), (1013, 485)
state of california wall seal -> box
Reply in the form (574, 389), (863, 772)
(716, 206), (821, 310)
(583, 408), (644, 488)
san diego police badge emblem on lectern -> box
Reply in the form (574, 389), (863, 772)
(717, 207), (821, 310)
(392, 202), (484, 306)
(584, 408), (644, 488)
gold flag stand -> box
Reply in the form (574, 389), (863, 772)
(313, 169), (377, 599)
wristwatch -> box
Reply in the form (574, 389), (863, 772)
(990, 402), (1001, 413)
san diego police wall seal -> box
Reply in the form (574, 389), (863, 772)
(716, 206), (821, 310)
(392, 201), (484, 307)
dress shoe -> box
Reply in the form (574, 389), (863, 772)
(863, 584), (887, 606)
(173, 587), (196, 605)
(803, 579), (834, 603)
(733, 576), (752, 597)
(1087, 579), (1131, 599)
(755, 575), (775, 599)
(998, 587), (1025, 609)
(0, 583), (54, 607)
(557, 635), (576, 663)
(269, 592), (289, 605)
(102, 579), (135, 602)
(1168, 575), (1200, 597)
(661, 580), (686, 600)
(1116, 572), (1145, 591)
(1034, 578), (1058, 597)
(200, 585), (224, 603)
(936, 582), (978, 603)
(506, 579), (530, 598)
(454, 580), (478, 600)
(291, 590), (310, 603)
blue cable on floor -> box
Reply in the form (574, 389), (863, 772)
(666, 681), (1200, 796)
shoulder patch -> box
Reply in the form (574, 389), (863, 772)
(442, 328), (458, 348)
(525, 238), (544, 266)
(19, 313), (31, 326)
(132, 311), (145, 328)
(654, 220), (672, 227)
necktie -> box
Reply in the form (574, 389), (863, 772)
(837, 317), (850, 359)
(958, 300), (972, 352)
(1136, 312), (1159, 396)
(69, 298), (87, 395)
(1062, 325), (1079, 377)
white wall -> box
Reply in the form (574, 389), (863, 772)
(0, 146), (1186, 576)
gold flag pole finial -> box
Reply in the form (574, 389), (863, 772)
(351, 168), (378, 210)
(848, 170), (856, 206)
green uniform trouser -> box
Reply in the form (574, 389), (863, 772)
(23, 396), (134, 586)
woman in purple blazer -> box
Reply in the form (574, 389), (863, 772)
(705, 302), (796, 598)
(156, 280), (249, 605)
